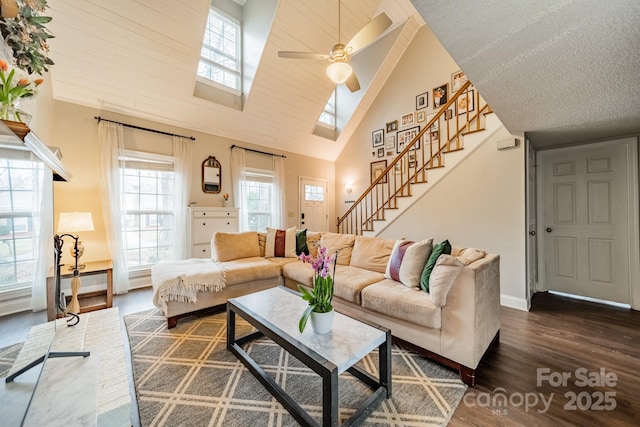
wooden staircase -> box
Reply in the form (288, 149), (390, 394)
(337, 80), (494, 235)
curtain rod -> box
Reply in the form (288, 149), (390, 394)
(94, 116), (196, 141)
(231, 144), (286, 158)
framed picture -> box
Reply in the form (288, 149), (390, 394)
(408, 152), (416, 169)
(444, 108), (454, 121)
(371, 151), (376, 159)
(385, 135), (396, 150)
(416, 92), (428, 110)
(377, 147), (385, 158)
(401, 112), (414, 126)
(426, 113), (439, 131)
(457, 89), (475, 115)
(416, 111), (426, 122)
(386, 150), (394, 157)
(371, 160), (388, 184)
(430, 130), (440, 144)
(451, 70), (468, 92)
(397, 125), (421, 152)
(386, 120), (398, 133)
(432, 83), (448, 109)
(372, 129), (384, 147)
(394, 158), (404, 174)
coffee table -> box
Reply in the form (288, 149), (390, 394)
(227, 286), (391, 426)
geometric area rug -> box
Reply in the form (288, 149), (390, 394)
(123, 308), (467, 427)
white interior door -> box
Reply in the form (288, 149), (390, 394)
(299, 178), (328, 231)
(538, 140), (632, 304)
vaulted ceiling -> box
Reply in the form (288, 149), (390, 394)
(47, 0), (423, 161)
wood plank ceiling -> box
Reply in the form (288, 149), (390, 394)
(47, 0), (423, 160)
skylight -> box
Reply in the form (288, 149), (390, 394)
(198, 7), (241, 91)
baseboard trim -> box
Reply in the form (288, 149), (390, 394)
(0, 296), (31, 317)
(500, 294), (529, 311)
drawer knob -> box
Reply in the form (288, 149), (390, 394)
(202, 249), (206, 253)
(227, 222), (230, 225)
(202, 222), (206, 226)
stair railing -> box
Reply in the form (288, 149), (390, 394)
(337, 80), (491, 235)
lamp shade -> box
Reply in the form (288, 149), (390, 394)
(326, 62), (352, 84)
(57, 212), (95, 233)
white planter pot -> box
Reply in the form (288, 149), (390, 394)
(310, 309), (334, 334)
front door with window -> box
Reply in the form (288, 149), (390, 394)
(299, 178), (328, 232)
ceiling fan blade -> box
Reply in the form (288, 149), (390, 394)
(345, 72), (360, 92)
(278, 51), (329, 60)
(345, 13), (392, 55)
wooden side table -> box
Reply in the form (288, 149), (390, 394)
(46, 260), (113, 321)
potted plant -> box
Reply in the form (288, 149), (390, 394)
(0, 59), (42, 122)
(298, 246), (337, 334)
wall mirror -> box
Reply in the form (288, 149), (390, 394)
(202, 156), (221, 193)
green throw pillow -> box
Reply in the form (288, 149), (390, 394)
(296, 229), (309, 255)
(420, 240), (452, 292)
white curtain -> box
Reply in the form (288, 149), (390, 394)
(172, 136), (192, 260)
(272, 155), (287, 228)
(30, 163), (52, 311)
(97, 121), (130, 294)
(230, 147), (248, 231)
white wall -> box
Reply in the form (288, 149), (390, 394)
(335, 25), (528, 308)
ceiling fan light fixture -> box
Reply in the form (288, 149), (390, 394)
(326, 61), (352, 84)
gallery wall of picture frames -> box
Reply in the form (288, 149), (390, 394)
(368, 70), (472, 183)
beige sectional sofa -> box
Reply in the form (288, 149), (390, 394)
(158, 230), (500, 386)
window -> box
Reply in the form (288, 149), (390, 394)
(120, 152), (175, 270)
(198, 7), (241, 91)
(318, 90), (336, 127)
(305, 184), (325, 201)
(0, 158), (42, 292)
(241, 169), (274, 232)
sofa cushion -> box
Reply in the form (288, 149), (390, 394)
(257, 232), (266, 257)
(456, 247), (487, 266)
(212, 231), (260, 262)
(320, 232), (356, 265)
(361, 279), (441, 329)
(265, 227), (297, 258)
(429, 255), (464, 307)
(296, 229), (309, 255)
(350, 236), (397, 274)
(333, 265), (386, 305)
(265, 257), (299, 275)
(282, 260), (314, 287)
(221, 257), (281, 285)
(420, 239), (452, 292)
(385, 238), (433, 289)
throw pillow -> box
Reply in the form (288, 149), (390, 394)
(420, 239), (452, 292)
(212, 231), (260, 262)
(319, 232), (356, 265)
(384, 238), (434, 288)
(296, 229), (309, 255)
(306, 231), (323, 257)
(429, 255), (464, 307)
(265, 227), (297, 258)
(457, 247), (486, 266)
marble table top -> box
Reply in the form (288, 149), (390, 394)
(229, 286), (387, 374)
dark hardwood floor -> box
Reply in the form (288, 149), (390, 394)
(1, 289), (638, 426)
(450, 292), (640, 426)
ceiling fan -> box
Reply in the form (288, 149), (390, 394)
(278, 2), (392, 93)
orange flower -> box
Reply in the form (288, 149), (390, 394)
(0, 60), (7, 72)
(34, 78), (44, 86)
(17, 78), (29, 87)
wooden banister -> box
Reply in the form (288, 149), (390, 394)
(337, 80), (492, 235)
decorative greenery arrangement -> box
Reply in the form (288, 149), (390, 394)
(0, 58), (41, 120)
(297, 246), (337, 333)
(0, 0), (54, 75)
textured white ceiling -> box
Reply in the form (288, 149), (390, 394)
(411, 0), (640, 148)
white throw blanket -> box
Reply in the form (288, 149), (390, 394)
(151, 259), (226, 314)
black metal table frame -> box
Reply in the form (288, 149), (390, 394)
(227, 299), (392, 427)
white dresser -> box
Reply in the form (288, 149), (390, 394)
(187, 207), (239, 258)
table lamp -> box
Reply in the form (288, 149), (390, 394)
(57, 212), (95, 270)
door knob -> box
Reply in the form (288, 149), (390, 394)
(529, 231), (536, 236)
(546, 227), (552, 232)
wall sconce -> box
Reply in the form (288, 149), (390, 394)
(345, 184), (353, 193)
